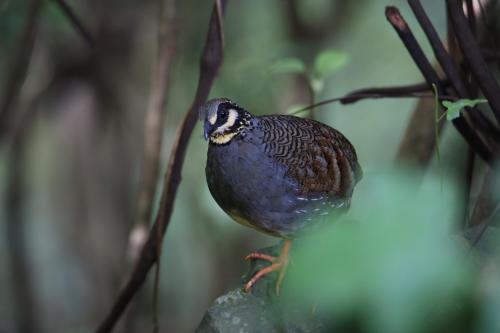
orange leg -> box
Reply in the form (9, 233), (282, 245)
(244, 239), (292, 295)
(245, 252), (277, 262)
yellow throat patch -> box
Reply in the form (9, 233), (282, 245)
(210, 131), (237, 145)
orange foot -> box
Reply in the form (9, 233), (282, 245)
(244, 239), (292, 295)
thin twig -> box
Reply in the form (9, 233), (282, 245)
(215, 0), (225, 50)
(340, 81), (450, 104)
(134, 0), (177, 248)
(290, 91), (458, 115)
(129, 1), (179, 331)
(54, 0), (95, 48)
(95, 1), (227, 332)
(0, 0), (44, 140)
(396, 86), (445, 168)
(447, 0), (500, 123)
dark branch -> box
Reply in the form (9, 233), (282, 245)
(447, 0), (500, 123)
(396, 94), (445, 168)
(385, 7), (442, 89)
(408, 0), (499, 143)
(465, 0), (476, 35)
(54, 0), (95, 48)
(408, 0), (500, 165)
(290, 90), (459, 115)
(385, 6), (496, 165)
(339, 81), (449, 104)
(408, 0), (472, 97)
(95, 2), (228, 332)
(340, 46), (500, 105)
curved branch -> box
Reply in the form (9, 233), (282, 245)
(95, 1), (228, 332)
(135, 0), (177, 237)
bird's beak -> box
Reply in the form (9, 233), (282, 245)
(204, 122), (212, 141)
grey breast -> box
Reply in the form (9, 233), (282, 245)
(205, 124), (309, 237)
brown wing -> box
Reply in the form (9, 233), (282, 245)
(258, 115), (362, 198)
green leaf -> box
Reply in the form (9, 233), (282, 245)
(310, 77), (324, 94)
(270, 57), (306, 75)
(313, 49), (348, 79)
(442, 98), (488, 121)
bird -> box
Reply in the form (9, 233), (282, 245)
(200, 98), (362, 294)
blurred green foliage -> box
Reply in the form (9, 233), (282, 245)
(312, 49), (348, 88)
(287, 171), (474, 333)
(271, 57), (306, 75)
(1, 0), (498, 332)
(271, 48), (349, 116)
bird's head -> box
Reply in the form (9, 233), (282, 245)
(199, 98), (252, 145)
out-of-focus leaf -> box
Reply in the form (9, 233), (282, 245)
(270, 57), (306, 75)
(313, 49), (348, 79)
(442, 98), (487, 121)
(286, 171), (473, 333)
(310, 77), (324, 94)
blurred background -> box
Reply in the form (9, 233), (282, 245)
(1, 0), (499, 332)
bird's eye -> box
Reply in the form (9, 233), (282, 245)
(220, 110), (228, 119)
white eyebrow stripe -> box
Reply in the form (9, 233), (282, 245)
(215, 109), (238, 133)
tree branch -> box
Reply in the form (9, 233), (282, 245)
(385, 6), (496, 165)
(396, 93), (445, 168)
(408, 0), (500, 147)
(95, 1), (227, 332)
(339, 81), (450, 104)
(54, 0), (95, 47)
(134, 0), (177, 249)
(290, 89), (459, 115)
(447, 0), (500, 123)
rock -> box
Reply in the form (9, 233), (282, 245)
(196, 244), (325, 333)
(196, 289), (277, 333)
